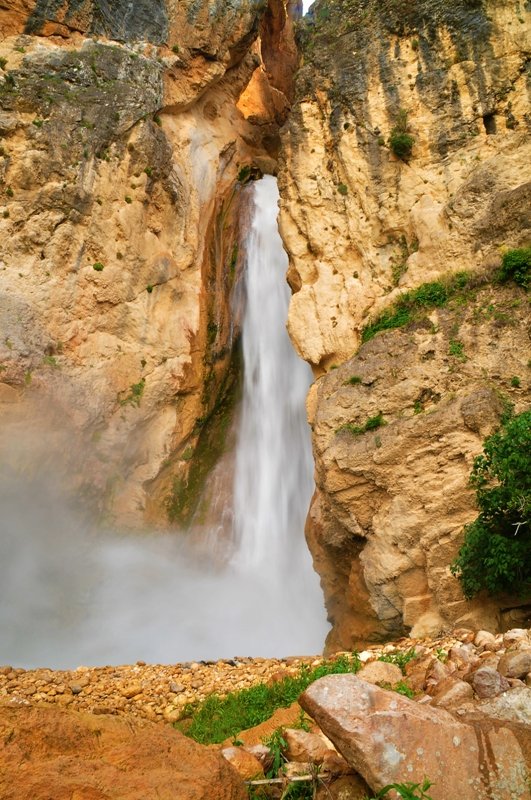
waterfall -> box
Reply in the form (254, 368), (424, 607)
(234, 176), (315, 571)
(0, 177), (328, 668)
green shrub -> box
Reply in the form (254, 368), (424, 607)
(449, 339), (466, 360)
(339, 412), (386, 436)
(510, 376), (521, 388)
(337, 183), (348, 195)
(389, 109), (415, 160)
(179, 654), (361, 745)
(451, 410), (531, 598)
(499, 247), (530, 289)
(92, 262), (104, 271)
(361, 272), (473, 343)
(345, 375), (363, 385)
(378, 648), (417, 675)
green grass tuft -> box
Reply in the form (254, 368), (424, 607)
(179, 654), (361, 745)
(361, 272), (474, 343)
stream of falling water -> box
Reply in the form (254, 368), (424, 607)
(0, 177), (328, 669)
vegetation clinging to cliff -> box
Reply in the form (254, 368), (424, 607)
(451, 410), (531, 599)
(361, 272), (477, 343)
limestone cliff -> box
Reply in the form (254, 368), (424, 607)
(0, 0), (296, 526)
(279, 0), (530, 649)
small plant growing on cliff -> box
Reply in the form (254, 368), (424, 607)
(339, 412), (386, 436)
(93, 262), (104, 271)
(451, 409), (531, 599)
(498, 247), (530, 290)
(337, 183), (348, 195)
(120, 379), (146, 407)
(345, 375), (363, 385)
(389, 109), (415, 160)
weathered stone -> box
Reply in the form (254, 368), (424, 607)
(503, 630), (530, 648)
(498, 649), (531, 679)
(300, 674), (529, 800)
(471, 668), (510, 699)
(316, 774), (371, 800)
(356, 661), (403, 687)
(474, 631), (499, 652)
(221, 747), (264, 780)
(431, 677), (474, 708)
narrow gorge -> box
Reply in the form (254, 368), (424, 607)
(0, 0), (530, 797)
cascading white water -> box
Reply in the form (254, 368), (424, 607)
(0, 177), (328, 668)
(233, 176), (315, 571)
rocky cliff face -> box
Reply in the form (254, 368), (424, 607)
(279, 0), (530, 649)
(0, 0), (296, 526)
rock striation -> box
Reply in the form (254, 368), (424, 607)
(278, 0), (531, 648)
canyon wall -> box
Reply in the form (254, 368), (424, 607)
(279, 0), (530, 650)
(0, 0), (297, 527)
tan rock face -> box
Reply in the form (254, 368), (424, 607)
(278, 0), (530, 647)
(0, 704), (247, 800)
(0, 0), (296, 527)
(300, 674), (530, 800)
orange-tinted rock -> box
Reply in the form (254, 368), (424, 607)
(221, 747), (264, 780)
(430, 677), (474, 708)
(498, 649), (531, 679)
(300, 675), (529, 800)
(0, 704), (247, 800)
(356, 661), (403, 687)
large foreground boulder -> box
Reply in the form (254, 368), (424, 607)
(300, 675), (529, 800)
(0, 704), (246, 800)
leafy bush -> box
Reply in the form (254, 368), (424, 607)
(92, 262), (104, 271)
(451, 410), (531, 598)
(499, 247), (530, 289)
(339, 412), (386, 436)
(180, 654), (361, 744)
(337, 183), (349, 195)
(378, 648), (417, 674)
(389, 109), (415, 160)
(361, 272), (473, 342)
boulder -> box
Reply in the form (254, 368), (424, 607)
(431, 677), (474, 708)
(471, 667), (510, 699)
(498, 649), (531, 679)
(315, 774), (371, 799)
(474, 631), (500, 652)
(221, 747), (263, 780)
(284, 728), (351, 775)
(0, 705), (247, 800)
(356, 661), (403, 686)
(299, 675), (529, 800)
(503, 629), (530, 648)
